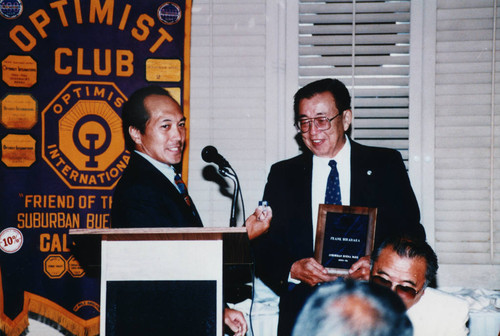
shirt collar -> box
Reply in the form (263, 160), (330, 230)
(313, 135), (351, 165)
(134, 150), (178, 181)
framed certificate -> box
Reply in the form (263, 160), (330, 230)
(314, 205), (377, 275)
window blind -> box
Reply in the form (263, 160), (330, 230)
(189, 0), (268, 226)
(299, 0), (411, 160)
(435, 0), (499, 265)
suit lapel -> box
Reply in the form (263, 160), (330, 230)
(302, 154), (313, 226)
(132, 153), (183, 202)
(296, 153), (314, 254)
(131, 153), (203, 226)
(154, 168), (203, 226)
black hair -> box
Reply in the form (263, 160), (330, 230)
(372, 235), (438, 286)
(121, 86), (176, 151)
(293, 78), (351, 124)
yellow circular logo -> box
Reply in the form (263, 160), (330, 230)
(42, 81), (129, 190)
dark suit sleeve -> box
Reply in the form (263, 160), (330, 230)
(379, 149), (425, 242)
(252, 159), (313, 296)
(252, 165), (292, 295)
(351, 145), (425, 245)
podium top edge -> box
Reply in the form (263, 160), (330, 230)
(69, 227), (247, 235)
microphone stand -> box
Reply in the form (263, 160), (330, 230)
(201, 146), (245, 227)
(218, 166), (240, 227)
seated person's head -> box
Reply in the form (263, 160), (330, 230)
(370, 235), (438, 309)
(292, 278), (413, 336)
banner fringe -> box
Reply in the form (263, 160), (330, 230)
(0, 315), (28, 336)
(27, 294), (99, 336)
(28, 301), (84, 335)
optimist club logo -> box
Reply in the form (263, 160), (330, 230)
(42, 81), (129, 190)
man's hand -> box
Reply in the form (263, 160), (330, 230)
(224, 307), (247, 336)
(290, 258), (338, 287)
(347, 255), (371, 281)
(245, 206), (272, 240)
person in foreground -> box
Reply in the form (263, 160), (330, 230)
(292, 278), (413, 336)
(252, 78), (425, 335)
(352, 235), (469, 336)
(111, 85), (272, 335)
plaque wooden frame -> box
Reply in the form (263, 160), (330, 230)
(314, 205), (377, 275)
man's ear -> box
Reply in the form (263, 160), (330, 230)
(342, 109), (353, 132)
(129, 126), (142, 146)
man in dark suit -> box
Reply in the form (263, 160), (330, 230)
(111, 86), (202, 228)
(111, 86), (271, 335)
(252, 78), (426, 336)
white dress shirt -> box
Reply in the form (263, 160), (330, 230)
(289, 137), (351, 283)
(311, 136), (351, 249)
(407, 287), (469, 336)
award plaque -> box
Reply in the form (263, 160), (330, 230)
(314, 205), (377, 275)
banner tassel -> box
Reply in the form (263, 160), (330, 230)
(27, 293), (99, 336)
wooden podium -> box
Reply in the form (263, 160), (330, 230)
(69, 227), (250, 336)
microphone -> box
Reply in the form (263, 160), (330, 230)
(201, 145), (241, 227)
(201, 145), (231, 169)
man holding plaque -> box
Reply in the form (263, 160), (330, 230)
(252, 78), (425, 335)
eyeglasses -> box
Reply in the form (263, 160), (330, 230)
(294, 114), (340, 133)
(371, 275), (422, 300)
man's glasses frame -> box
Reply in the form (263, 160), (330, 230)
(294, 113), (341, 133)
(370, 275), (424, 300)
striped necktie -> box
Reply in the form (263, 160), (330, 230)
(173, 173), (203, 227)
(325, 159), (342, 205)
(174, 174), (192, 207)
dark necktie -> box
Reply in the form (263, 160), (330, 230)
(173, 173), (203, 227)
(174, 174), (192, 207)
(325, 159), (341, 205)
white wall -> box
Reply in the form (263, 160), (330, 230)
(188, 0), (296, 227)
